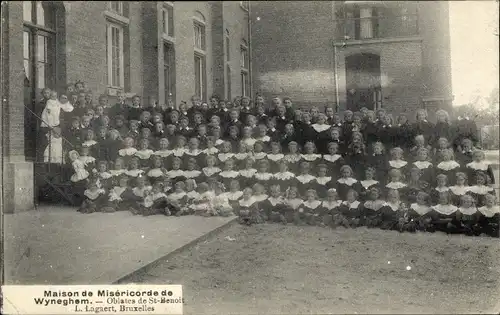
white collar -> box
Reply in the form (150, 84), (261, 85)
(364, 200), (385, 211)
(186, 149), (202, 156)
(253, 152), (267, 159)
(478, 205), (500, 217)
(239, 168), (257, 177)
(303, 200), (321, 209)
(437, 160), (460, 170)
(360, 180), (378, 189)
(267, 153), (284, 161)
(135, 149), (154, 159)
(449, 185), (470, 195)
(270, 128), (276, 132)
(204, 147), (219, 154)
(285, 154), (302, 162)
(413, 161), (432, 169)
(316, 176), (332, 185)
(154, 149), (172, 157)
(239, 198), (256, 207)
(389, 160), (407, 168)
(109, 169), (126, 176)
(184, 170), (201, 178)
(338, 177), (357, 186)
(168, 191), (186, 200)
(274, 171), (295, 180)
(384, 201), (400, 211)
(219, 170), (239, 178)
(434, 186), (450, 193)
(119, 147), (138, 156)
(312, 124), (331, 132)
(296, 174), (316, 183)
(410, 203), (431, 215)
(82, 140), (97, 147)
(301, 154), (321, 161)
(186, 190), (200, 199)
(132, 186), (152, 197)
(268, 196), (285, 206)
(125, 169), (144, 177)
(147, 168), (165, 177)
(84, 189), (105, 200)
(234, 153), (248, 159)
(225, 191), (243, 201)
(166, 169), (184, 177)
(254, 172), (273, 180)
(322, 200), (341, 210)
(432, 204), (457, 215)
(467, 161), (489, 171)
(202, 167), (221, 176)
(342, 200), (360, 209)
(286, 198), (303, 209)
(218, 153), (234, 161)
(256, 135), (270, 141)
(323, 154), (341, 163)
(469, 185), (494, 194)
(386, 181), (407, 189)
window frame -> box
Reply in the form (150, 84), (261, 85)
(240, 1), (249, 11)
(108, 1), (124, 15)
(240, 71), (249, 97)
(164, 42), (176, 105)
(162, 3), (174, 38)
(240, 41), (249, 70)
(194, 53), (207, 102)
(106, 22), (125, 89)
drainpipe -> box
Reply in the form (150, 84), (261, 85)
(332, 2), (340, 112)
(248, 2), (253, 98)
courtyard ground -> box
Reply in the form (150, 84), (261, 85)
(128, 223), (500, 315)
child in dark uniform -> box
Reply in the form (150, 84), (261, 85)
(362, 187), (385, 228)
(431, 191), (459, 233)
(477, 193), (499, 237)
(339, 189), (362, 228)
(468, 171), (495, 207)
(359, 167), (381, 202)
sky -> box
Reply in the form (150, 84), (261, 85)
(449, 1), (499, 106)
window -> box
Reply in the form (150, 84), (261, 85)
(23, 1), (55, 90)
(162, 4), (174, 37)
(106, 22), (124, 88)
(164, 43), (176, 104)
(194, 54), (206, 101)
(109, 1), (123, 15)
(225, 30), (230, 61)
(194, 23), (206, 51)
(241, 71), (249, 97)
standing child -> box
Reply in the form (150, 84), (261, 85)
(412, 147), (434, 185)
(126, 157), (145, 178)
(266, 142), (284, 172)
(284, 141), (302, 173)
(314, 164), (332, 199)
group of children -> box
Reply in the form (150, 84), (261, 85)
(39, 81), (499, 237)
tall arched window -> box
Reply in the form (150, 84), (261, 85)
(193, 11), (206, 101)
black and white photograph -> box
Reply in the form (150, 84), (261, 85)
(1, 1), (499, 314)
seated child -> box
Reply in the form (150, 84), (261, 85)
(218, 141), (234, 163)
(367, 141), (388, 184)
(282, 186), (303, 224)
(335, 165), (360, 201)
(167, 181), (187, 215)
(78, 179), (106, 214)
(234, 141), (250, 167)
(339, 189), (362, 228)
(430, 191), (459, 233)
(129, 175), (152, 215)
(362, 187), (385, 228)
(183, 157), (202, 181)
(172, 135), (187, 157)
(404, 191), (434, 232)
(191, 182), (214, 216)
(79, 146), (96, 167)
(436, 148), (461, 184)
(224, 179), (243, 209)
(477, 193), (500, 237)
(211, 182), (234, 217)
(301, 141), (322, 163)
(185, 137), (203, 162)
(295, 161), (317, 196)
(94, 160), (113, 190)
(359, 167), (381, 202)
(109, 157), (127, 179)
(141, 182), (169, 216)
(468, 171), (495, 207)
(449, 172), (470, 206)
(239, 157), (257, 187)
(107, 129), (123, 162)
(267, 141), (285, 172)
(380, 189), (403, 230)
(237, 187), (262, 225)
(466, 150), (495, 185)
(254, 159), (274, 184)
(219, 159), (240, 188)
(154, 138), (172, 158)
(455, 194), (480, 236)
(185, 178), (200, 211)
(406, 166), (431, 204)
(261, 184), (287, 224)
(385, 169), (408, 198)
(272, 159), (295, 188)
(387, 147), (408, 174)
(254, 123), (271, 143)
(106, 175), (130, 212)
(297, 189), (323, 226)
(126, 157), (145, 178)
(202, 155), (222, 182)
(412, 147), (434, 184)
(314, 163), (332, 198)
(252, 141), (267, 160)
(241, 126), (257, 148)
(430, 174), (450, 204)
(456, 138), (476, 166)
(284, 141), (302, 173)
(320, 188), (345, 228)
(147, 155), (166, 183)
(135, 138), (154, 169)
(118, 137), (138, 158)
(203, 136), (219, 155)
(322, 142), (344, 178)
(165, 157), (186, 182)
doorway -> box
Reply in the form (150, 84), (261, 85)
(345, 53), (382, 111)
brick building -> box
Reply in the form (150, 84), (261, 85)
(1, 1), (250, 212)
(250, 1), (452, 115)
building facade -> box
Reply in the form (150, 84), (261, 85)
(250, 1), (452, 115)
(1, 1), (250, 212)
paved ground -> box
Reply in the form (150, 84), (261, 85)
(129, 224), (500, 315)
(3, 205), (235, 284)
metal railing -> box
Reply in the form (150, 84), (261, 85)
(334, 15), (419, 41)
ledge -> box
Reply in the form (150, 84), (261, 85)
(104, 10), (130, 25)
(334, 36), (423, 47)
